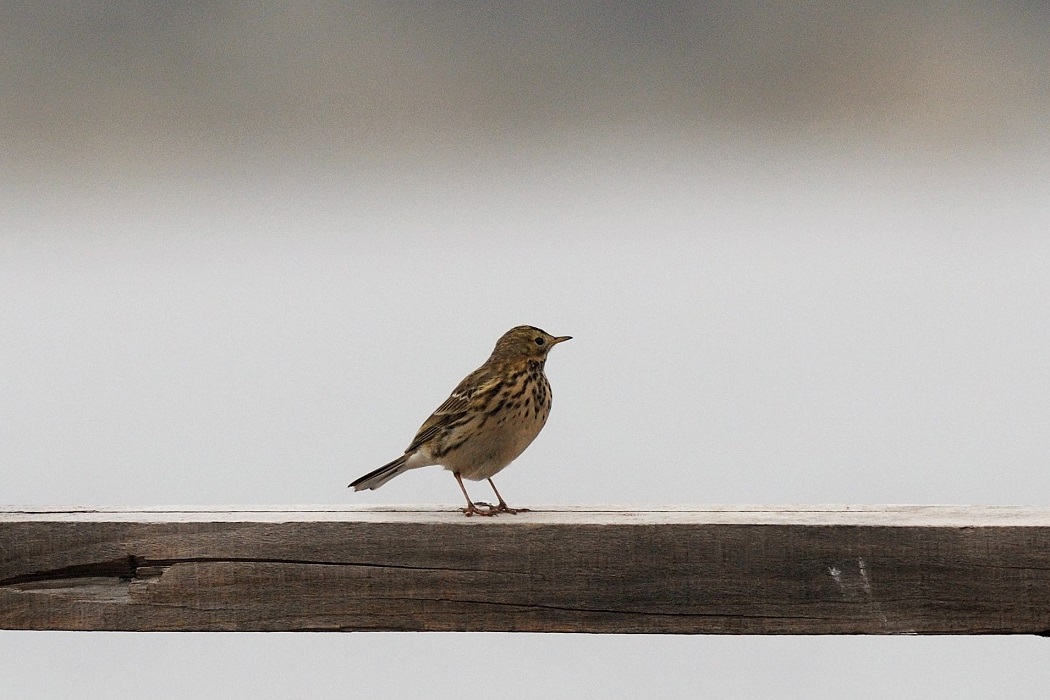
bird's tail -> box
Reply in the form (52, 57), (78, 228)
(349, 454), (412, 491)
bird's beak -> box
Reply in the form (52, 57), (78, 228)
(551, 335), (572, 345)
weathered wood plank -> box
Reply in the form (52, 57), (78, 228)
(2, 506), (1050, 634)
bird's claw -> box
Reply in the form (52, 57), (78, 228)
(459, 501), (529, 517)
(461, 503), (499, 517)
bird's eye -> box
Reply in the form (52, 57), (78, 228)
(534, 337), (545, 345)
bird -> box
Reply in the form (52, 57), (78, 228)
(349, 325), (571, 516)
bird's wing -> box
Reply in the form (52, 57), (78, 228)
(405, 366), (500, 453)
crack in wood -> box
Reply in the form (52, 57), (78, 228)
(131, 557), (535, 577)
(0, 555), (534, 588)
(396, 596), (843, 621)
(0, 556), (138, 586)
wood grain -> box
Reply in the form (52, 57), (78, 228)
(3, 506), (1050, 634)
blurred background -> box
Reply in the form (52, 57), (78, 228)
(3, 2), (1050, 698)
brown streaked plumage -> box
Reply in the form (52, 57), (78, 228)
(349, 325), (571, 516)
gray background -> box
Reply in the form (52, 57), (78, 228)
(3, 2), (1050, 697)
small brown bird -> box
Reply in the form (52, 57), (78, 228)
(349, 325), (571, 516)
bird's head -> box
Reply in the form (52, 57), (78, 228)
(491, 325), (572, 361)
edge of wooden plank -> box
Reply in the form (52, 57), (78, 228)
(3, 504), (1050, 526)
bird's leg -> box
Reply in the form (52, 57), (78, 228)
(454, 472), (497, 517)
(487, 478), (529, 514)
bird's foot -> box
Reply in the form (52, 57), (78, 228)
(495, 503), (530, 515)
(461, 503), (499, 517)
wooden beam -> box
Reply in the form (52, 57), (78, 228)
(3, 505), (1050, 634)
